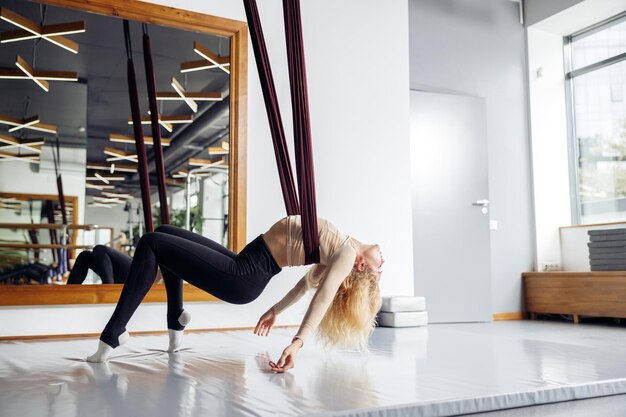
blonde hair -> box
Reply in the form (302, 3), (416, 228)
(309, 268), (382, 351)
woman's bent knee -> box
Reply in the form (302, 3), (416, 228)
(155, 224), (177, 234)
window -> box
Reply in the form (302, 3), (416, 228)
(566, 12), (626, 224)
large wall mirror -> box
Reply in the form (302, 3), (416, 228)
(0, 0), (247, 305)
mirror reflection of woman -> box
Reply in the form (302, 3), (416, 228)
(67, 243), (131, 285)
(87, 216), (384, 372)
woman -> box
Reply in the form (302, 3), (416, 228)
(87, 216), (384, 372)
(67, 245), (132, 285)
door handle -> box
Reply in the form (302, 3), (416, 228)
(472, 199), (490, 207)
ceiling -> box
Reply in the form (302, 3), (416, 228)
(0, 0), (231, 196)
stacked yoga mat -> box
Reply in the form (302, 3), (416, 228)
(377, 296), (428, 327)
(588, 228), (626, 271)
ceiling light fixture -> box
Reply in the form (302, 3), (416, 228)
(0, 114), (57, 134)
(0, 149), (40, 164)
(0, 8), (85, 54)
(180, 41), (230, 74)
(109, 133), (171, 147)
(0, 134), (44, 153)
(87, 173), (125, 182)
(87, 161), (136, 173)
(104, 147), (138, 163)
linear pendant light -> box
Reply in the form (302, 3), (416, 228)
(180, 41), (230, 74)
(0, 114), (57, 135)
(0, 7), (85, 54)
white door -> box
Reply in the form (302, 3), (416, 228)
(410, 90), (492, 323)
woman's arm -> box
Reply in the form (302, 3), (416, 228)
(292, 245), (357, 345)
(269, 245), (356, 373)
(256, 266), (322, 337)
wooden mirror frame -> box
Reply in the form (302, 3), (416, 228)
(0, 0), (247, 306)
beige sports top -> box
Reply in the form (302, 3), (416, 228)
(270, 215), (358, 344)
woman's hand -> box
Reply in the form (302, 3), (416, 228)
(269, 339), (303, 373)
(254, 307), (277, 336)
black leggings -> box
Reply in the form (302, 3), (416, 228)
(67, 245), (132, 285)
(100, 225), (282, 347)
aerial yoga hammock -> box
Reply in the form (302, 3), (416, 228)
(243, 0), (320, 264)
(88, 2), (381, 367)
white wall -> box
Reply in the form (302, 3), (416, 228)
(409, 0), (534, 313)
(0, 0), (413, 337)
(0, 145), (86, 225)
(527, 28), (572, 271)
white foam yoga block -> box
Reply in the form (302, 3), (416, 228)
(378, 311), (428, 328)
(381, 296), (426, 313)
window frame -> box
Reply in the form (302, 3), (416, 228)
(564, 11), (626, 225)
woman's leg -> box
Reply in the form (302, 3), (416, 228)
(67, 251), (94, 285)
(92, 245), (132, 284)
(154, 224), (236, 258)
(154, 225), (235, 331)
(98, 231), (253, 350)
(159, 264), (186, 331)
(91, 245), (114, 284)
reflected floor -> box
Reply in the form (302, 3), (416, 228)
(1, 321), (626, 417)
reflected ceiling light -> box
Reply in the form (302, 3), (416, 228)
(0, 8), (85, 54)
(88, 202), (115, 208)
(157, 77), (225, 113)
(188, 157), (225, 169)
(109, 133), (170, 147)
(208, 140), (230, 155)
(0, 68), (78, 81)
(0, 133), (44, 153)
(0, 149), (40, 164)
(87, 173), (125, 182)
(180, 41), (230, 74)
(0, 114), (57, 134)
(104, 147), (138, 163)
(95, 172), (110, 184)
(172, 169), (189, 179)
(87, 161), (136, 173)
(85, 182), (115, 190)
(170, 77), (197, 112)
(157, 91), (223, 102)
(127, 115), (193, 133)
(102, 191), (133, 200)
(7, 115), (39, 133)
(15, 56), (48, 92)
(128, 116), (172, 133)
(93, 196), (124, 204)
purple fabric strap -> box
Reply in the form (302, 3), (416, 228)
(243, 0), (320, 264)
(124, 20), (154, 232)
(143, 27), (170, 225)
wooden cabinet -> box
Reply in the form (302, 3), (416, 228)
(523, 272), (626, 323)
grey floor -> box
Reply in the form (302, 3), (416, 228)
(1, 321), (626, 417)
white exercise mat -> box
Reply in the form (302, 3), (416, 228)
(2, 322), (626, 417)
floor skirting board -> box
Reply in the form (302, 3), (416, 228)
(493, 312), (526, 321)
(1, 321), (625, 417)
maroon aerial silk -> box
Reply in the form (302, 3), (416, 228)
(124, 20), (154, 232)
(243, 0), (320, 265)
(143, 24), (170, 225)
